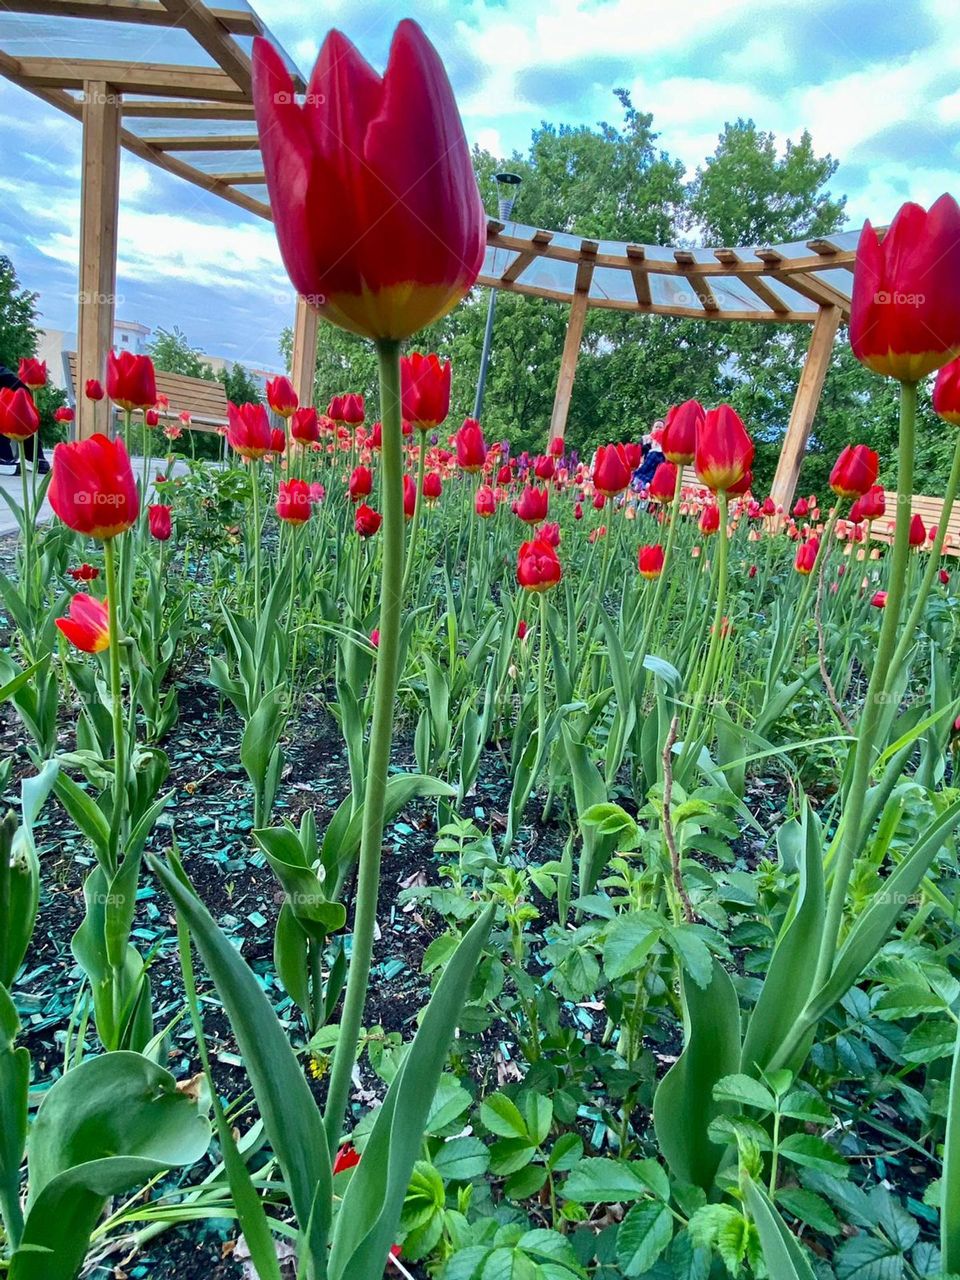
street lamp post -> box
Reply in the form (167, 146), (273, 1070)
(473, 172), (522, 421)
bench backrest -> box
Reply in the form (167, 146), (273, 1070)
(65, 352), (229, 433)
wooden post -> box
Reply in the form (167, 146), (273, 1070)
(548, 289), (590, 445)
(769, 303), (841, 512)
(290, 293), (320, 408)
(77, 79), (121, 439)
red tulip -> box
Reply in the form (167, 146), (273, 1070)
(793, 497), (809, 518)
(534, 454), (555, 481)
(517, 538), (562, 592)
(49, 433), (138, 539)
(106, 350), (157, 412)
(727, 470), (753, 497)
(269, 428), (287, 455)
(537, 521), (561, 547)
(794, 537), (819, 575)
(695, 405), (754, 493)
(623, 442), (642, 470)
(761, 497), (776, 517)
(456, 419), (486, 472)
(370, 628), (380, 648)
(517, 619), (529, 640)
(333, 1145), (362, 1175)
(593, 444), (631, 497)
(401, 353), (451, 430)
(402, 473), (416, 519)
(592, 492), (606, 511)
(227, 402), (272, 460)
(648, 461), (678, 503)
(475, 485), (496, 517)
(699, 504), (720, 535)
(252, 21), (485, 340)
(871, 590), (888, 608)
(939, 568), (950, 585)
(497, 463), (514, 485)
(148, 503), (172, 541)
(637, 543), (665, 579)
(68, 563), (100, 581)
(909, 513), (926, 547)
(859, 485), (886, 520)
(145, 409), (160, 427)
(328, 394), (365, 425)
(422, 471), (442, 502)
(549, 436), (564, 458)
(349, 465), (374, 502)
(266, 375), (298, 418)
(588, 525), (607, 544)
(516, 485), (549, 524)
(850, 195), (960, 380)
(84, 379), (104, 402)
(55, 593), (110, 653)
(276, 478), (312, 524)
(0, 387), (39, 440)
(18, 357), (46, 390)
(748, 564), (757, 579)
(291, 406), (320, 444)
(54, 405), (75, 425)
(933, 355), (960, 425)
(830, 445), (879, 499)
(661, 399), (704, 465)
(355, 503), (382, 537)
(574, 503), (583, 520)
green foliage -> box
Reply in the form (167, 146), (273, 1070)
(147, 325), (216, 380)
(218, 360), (263, 405)
(0, 255), (39, 371)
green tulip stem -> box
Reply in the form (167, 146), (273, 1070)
(681, 489), (730, 769)
(401, 430), (429, 598)
(780, 506), (841, 677)
(324, 338), (405, 1154)
(635, 479), (683, 677)
(17, 439), (32, 621)
(816, 379), (918, 988)
(104, 536), (126, 877)
(250, 458), (262, 616)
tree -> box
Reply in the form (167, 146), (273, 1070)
(0, 255), (40, 371)
(148, 326), (216, 380)
(219, 361), (263, 405)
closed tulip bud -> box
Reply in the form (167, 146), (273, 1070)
(253, 22), (485, 341)
(107, 350), (157, 411)
(0, 387), (40, 440)
(549, 436), (564, 458)
(661, 399), (705, 464)
(859, 485), (886, 520)
(699, 503), (720, 535)
(534, 454), (555, 481)
(517, 538), (562, 592)
(148, 503), (173, 541)
(872, 590), (888, 608)
(748, 564), (757, 578)
(227, 401), (272, 459)
(592, 492), (606, 511)
(270, 428), (287, 455)
(909, 513), (926, 547)
(401, 353), (451, 430)
(456, 418), (486, 472)
(727, 469), (753, 497)
(266, 375), (298, 418)
(54, 405), (75, 425)
(830, 444), (879, 498)
(49, 433), (138, 539)
(593, 443), (631, 497)
(275, 478), (312, 524)
(349, 465), (373, 502)
(574, 502), (583, 520)
(933, 355), (960, 425)
(940, 568), (950, 585)
(402, 473), (417, 520)
(637, 543), (665, 578)
(538, 521), (560, 547)
(145, 409), (160, 427)
(648, 461), (678, 503)
(516, 485), (549, 524)
(517, 619), (528, 641)
(695, 404), (754, 492)
(367, 420), (382, 450)
(850, 195), (960, 380)
(84, 379), (104, 402)
(18, 357), (47, 390)
(497, 463), (513, 485)
(793, 496), (809, 517)
(55, 593), (110, 653)
(422, 471), (442, 502)
(354, 503), (382, 537)
(761, 497), (776, 517)
(475, 484), (496, 517)
(328, 393), (365, 425)
(291, 406), (320, 444)
(794, 537), (819, 575)
(623, 441), (643, 470)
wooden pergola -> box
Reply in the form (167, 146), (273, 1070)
(0, 0), (858, 508)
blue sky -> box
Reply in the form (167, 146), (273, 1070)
(2, 0), (958, 372)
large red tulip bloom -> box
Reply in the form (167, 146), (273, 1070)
(148, 503), (172, 541)
(456, 419), (486, 473)
(355, 503), (382, 537)
(227, 402), (272, 460)
(515, 485), (549, 524)
(266, 375), (299, 418)
(0, 387), (40, 440)
(55, 594), (110, 653)
(661, 399), (704, 465)
(699, 503), (720, 535)
(933, 356), (960, 425)
(349, 465), (373, 502)
(648, 461), (678, 503)
(794, 537), (819, 575)
(49, 433), (139, 540)
(291, 406), (320, 444)
(276, 478), (313, 524)
(106, 350), (157, 412)
(252, 21), (485, 341)
(695, 405), (754, 493)
(637, 544), (665, 579)
(534, 454), (556, 481)
(593, 444), (631, 497)
(850, 196), (960, 381)
(517, 538), (562, 592)
(830, 444), (879, 498)
(17, 357), (46, 390)
(401, 353), (451, 430)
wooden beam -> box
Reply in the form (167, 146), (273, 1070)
(549, 287), (591, 444)
(121, 99), (255, 118)
(0, 0), (262, 32)
(214, 171), (266, 185)
(501, 229), (553, 284)
(16, 57), (247, 100)
(156, 0), (254, 96)
(777, 269), (850, 313)
(77, 79), (121, 440)
(626, 244), (651, 306)
(769, 305), (842, 512)
(145, 133), (259, 151)
(290, 294), (320, 408)
(733, 271), (790, 315)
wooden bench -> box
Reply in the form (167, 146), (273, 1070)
(64, 352), (229, 435)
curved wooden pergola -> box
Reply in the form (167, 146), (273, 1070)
(0, 0), (858, 507)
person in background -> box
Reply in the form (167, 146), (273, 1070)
(0, 365), (49, 476)
(633, 419), (665, 489)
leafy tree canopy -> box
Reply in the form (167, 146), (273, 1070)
(0, 254), (40, 372)
(148, 326), (216, 381)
